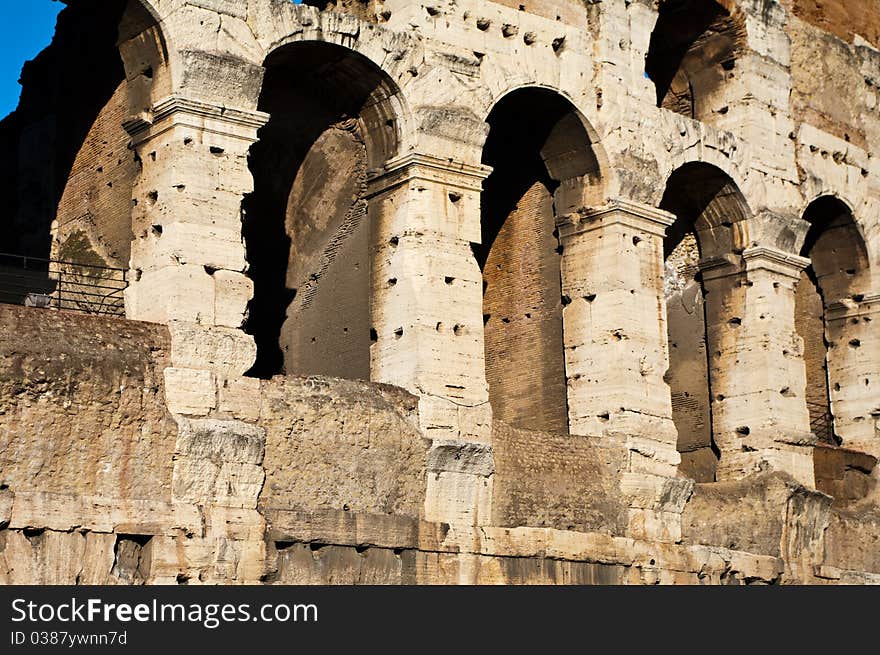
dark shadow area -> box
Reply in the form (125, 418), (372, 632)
(244, 42), (400, 379)
(479, 89), (599, 434)
(0, 0), (129, 259)
(646, 0), (743, 120)
(660, 162), (750, 481)
(797, 196), (870, 446)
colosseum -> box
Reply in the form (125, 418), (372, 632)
(0, 0), (878, 585)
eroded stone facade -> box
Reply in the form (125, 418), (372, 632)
(0, 0), (879, 584)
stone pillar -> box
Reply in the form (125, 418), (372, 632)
(559, 198), (679, 477)
(700, 246), (816, 486)
(825, 294), (880, 458)
(366, 154), (492, 445)
(121, 96), (271, 583)
(123, 96), (268, 331)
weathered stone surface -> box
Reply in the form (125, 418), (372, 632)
(0, 0), (879, 586)
(257, 376), (428, 518)
(490, 422), (630, 535)
(0, 305), (177, 502)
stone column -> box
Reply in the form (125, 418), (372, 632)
(700, 246), (816, 486)
(367, 154), (495, 535)
(825, 294), (880, 458)
(121, 96), (271, 583)
(558, 198), (679, 477)
(123, 96), (268, 332)
(366, 153), (492, 445)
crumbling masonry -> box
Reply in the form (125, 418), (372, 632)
(1, 0), (879, 584)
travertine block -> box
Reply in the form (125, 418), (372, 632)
(164, 367), (217, 415)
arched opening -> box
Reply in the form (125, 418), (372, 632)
(0, 0), (168, 312)
(477, 88), (602, 434)
(796, 196), (871, 447)
(244, 41), (403, 379)
(661, 163), (750, 481)
(0, 0), (157, 262)
(646, 0), (746, 122)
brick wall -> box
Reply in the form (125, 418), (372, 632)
(483, 180), (569, 434)
(54, 80), (137, 267)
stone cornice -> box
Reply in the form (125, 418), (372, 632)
(742, 246), (810, 273)
(366, 153), (492, 198)
(826, 293), (880, 321)
(557, 198), (676, 239)
(123, 95), (270, 144)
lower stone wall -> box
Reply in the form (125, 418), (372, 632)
(2, 306), (880, 584)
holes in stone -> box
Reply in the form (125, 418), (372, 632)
(598, 412), (610, 421)
(735, 426), (751, 436)
(552, 36), (566, 53)
(309, 542), (327, 552)
(436, 322), (444, 332)
(716, 394), (725, 401)
(388, 277), (397, 287)
(632, 236), (642, 246)
(584, 294), (597, 303)
(142, 66), (153, 79)
(524, 32), (537, 45)
(370, 329), (378, 343)
(561, 295), (572, 306)
(111, 534), (152, 584)
(176, 573), (190, 585)
(476, 18), (491, 31)
(501, 317), (511, 324)
(853, 294), (865, 303)
(394, 327), (404, 340)
(389, 236), (399, 247)
(445, 276), (455, 285)
(355, 544), (370, 554)
(146, 191), (159, 204)
(849, 339), (862, 349)
(453, 324), (466, 336)
(184, 137), (193, 146)
(209, 146), (225, 155)
(151, 225), (163, 237)
(728, 317), (742, 326)
(502, 24), (518, 38)
(22, 527), (46, 540)
(780, 387), (795, 398)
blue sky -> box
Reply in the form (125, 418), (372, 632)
(0, 0), (63, 118)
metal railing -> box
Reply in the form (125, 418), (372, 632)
(0, 252), (128, 317)
(807, 400), (835, 444)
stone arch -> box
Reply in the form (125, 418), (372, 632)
(646, 0), (748, 123)
(795, 195), (873, 449)
(244, 40), (411, 379)
(476, 81), (613, 196)
(477, 87), (605, 434)
(0, 0), (172, 278)
(660, 162), (752, 481)
(117, 0), (173, 119)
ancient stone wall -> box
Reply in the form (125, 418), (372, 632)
(0, 0), (879, 584)
(2, 305), (879, 584)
